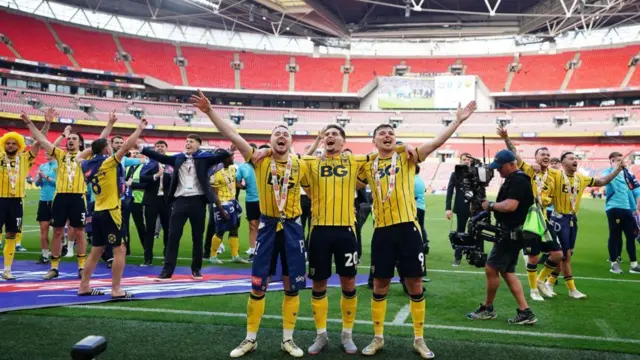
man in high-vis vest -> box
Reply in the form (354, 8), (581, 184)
(128, 153), (147, 255)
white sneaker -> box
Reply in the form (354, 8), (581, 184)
(544, 282), (557, 296)
(610, 262), (623, 274)
(413, 338), (435, 359)
(537, 280), (554, 298)
(341, 332), (357, 354)
(245, 248), (255, 255)
(232, 256), (250, 264)
(307, 332), (328, 355)
(530, 289), (544, 301)
(2, 269), (16, 280)
(208, 257), (223, 264)
(281, 339), (303, 358)
(230, 339), (257, 358)
(362, 337), (384, 356)
(217, 244), (225, 255)
(569, 289), (587, 299)
(629, 265), (640, 274)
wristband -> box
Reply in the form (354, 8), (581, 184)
(488, 201), (495, 212)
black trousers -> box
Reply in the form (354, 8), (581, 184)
(163, 196), (207, 274)
(416, 208), (428, 247)
(606, 208), (637, 262)
(130, 202), (146, 250)
(454, 210), (470, 261)
(144, 198), (170, 263)
(203, 203), (217, 258)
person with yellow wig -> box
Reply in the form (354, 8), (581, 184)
(0, 108), (55, 280)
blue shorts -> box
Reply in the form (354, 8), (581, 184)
(214, 200), (241, 233)
(549, 213), (577, 257)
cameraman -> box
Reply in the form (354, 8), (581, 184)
(446, 153), (473, 266)
(466, 150), (537, 325)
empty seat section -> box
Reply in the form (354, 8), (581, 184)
(52, 23), (127, 73)
(568, 46), (639, 89)
(239, 52), (289, 90)
(405, 58), (452, 74)
(294, 56), (343, 92)
(119, 37), (181, 84)
(0, 43), (14, 58)
(0, 11), (70, 66)
(182, 46), (235, 88)
(510, 52), (576, 91)
(348, 59), (397, 92)
(462, 56), (511, 92)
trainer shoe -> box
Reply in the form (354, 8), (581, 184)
(537, 280), (554, 298)
(36, 256), (50, 265)
(43, 268), (59, 280)
(155, 270), (172, 281)
(610, 262), (622, 274)
(569, 289), (587, 299)
(413, 338), (435, 359)
(308, 332), (328, 355)
(15, 245), (27, 252)
(452, 259), (461, 267)
(78, 268), (84, 279)
(232, 256), (250, 264)
(530, 289), (544, 302)
(281, 339), (303, 358)
(217, 244), (225, 255)
(361, 336), (384, 356)
(192, 270), (203, 280)
(245, 248), (255, 256)
(629, 265), (640, 274)
(507, 308), (537, 325)
(466, 304), (497, 320)
(544, 281), (557, 296)
(230, 339), (257, 358)
(106, 259), (113, 269)
(341, 332), (357, 354)
(2, 269), (16, 280)
(209, 257), (223, 264)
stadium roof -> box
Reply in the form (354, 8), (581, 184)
(50, 0), (640, 44)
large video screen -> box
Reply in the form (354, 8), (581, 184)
(377, 75), (476, 110)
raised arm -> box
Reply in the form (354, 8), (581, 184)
(416, 101), (477, 161)
(305, 130), (324, 156)
(52, 126), (71, 148)
(593, 161), (624, 187)
(99, 111), (118, 139)
(190, 90), (253, 160)
(496, 126), (522, 164)
(28, 108), (56, 156)
(115, 119), (147, 162)
(141, 147), (175, 165)
(20, 111), (54, 154)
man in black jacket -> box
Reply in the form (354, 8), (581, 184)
(141, 134), (228, 280)
(139, 140), (172, 267)
(445, 153), (473, 266)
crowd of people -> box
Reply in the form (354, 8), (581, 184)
(0, 91), (638, 358)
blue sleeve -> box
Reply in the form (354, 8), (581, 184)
(48, 166), (57, 184)
(123, 156), (143, 167)
(140, 161), (156, 176)
(633, 187), (640, 200)
(236, 165), (244, 181)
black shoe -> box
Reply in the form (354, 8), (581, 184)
(61, 245), (68, 257)
(156, 270), (172, 281)
(508, 308), (537, 325)
(466, 304), (497, 320)
(36, 256), (50, 265)
(78, 268), (84, 279)
(192, 270), (203, 280)
(140, 261), (152, 267)
(106, 259), (113, 269)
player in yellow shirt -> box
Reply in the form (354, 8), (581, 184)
(541, 151), (623, 299)
(74, 118), (146, 298)
(209, 149), (250, 264)
(358, 101), (477, 359)
(497, 127), (564, 301)
(21, 111), (118, 280)
(191, 90), (308, 358)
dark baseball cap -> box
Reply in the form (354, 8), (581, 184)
(488, 149), (516, 169)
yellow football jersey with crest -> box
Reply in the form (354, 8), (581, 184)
(519, 160), (558, 205)
(213, 166), (237, 203)
(52, 147), (87, 194)
(87, 155), (122, 226)
(0, 150), (35, 198)
(544, 171), (594, 215)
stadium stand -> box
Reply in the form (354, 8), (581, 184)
(181, 46), (236, 88)
(568, 46), (640, 89)
(462, 56), (512, 92)
(510, 51), (578, 91)
(118, 36), (182, 84)
(294, 56), (344, 93)
(348, 59), (398, 92)
(239, 52), (290, 90)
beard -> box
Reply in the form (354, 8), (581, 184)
(5, 148), (18, 156)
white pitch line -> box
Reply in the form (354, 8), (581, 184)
(67, 304), (640, 345)
(391, 304), (411, 325)
(594, 319), (619, 339)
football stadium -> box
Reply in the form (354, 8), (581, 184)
(1, 0), (640, 359)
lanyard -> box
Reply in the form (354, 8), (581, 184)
(373, 152), (398, 204)
(222, 167), (235, 194)
(270, 155), (293, 219)
(5, 153), (19, 195)
(534, 169), (549, 204)
(562, 171), (579, 214)
(65, 152), (78, 189)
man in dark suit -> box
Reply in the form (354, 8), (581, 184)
(139, 140), (172, 267)
(446, 153), (473, 266)
(141, 134), (228, 280)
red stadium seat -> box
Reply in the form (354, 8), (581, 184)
(182, 46), (235, 88)
(118, 36), (182, 84)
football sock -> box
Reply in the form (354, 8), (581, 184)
(282, 290), (300, 341)
(311, 290), (328, 334)
(229, 236), (239, 258)
(3, 236), (16, 270)
(371, 292), (387, 338)
(341, 289), (358, 333)
(246, 291), (265, 340)
(547, 271), (559, 285)
(565, 276), (576, 291)
(526, 262), (537, 289)
(51, 256), (60, 270)
(537, 260), (557, 283)
(409, 292), (426, 339)
(42, 249), (50, 258)
(77, 254), (86, 269)
(15, 232), (22, 246)
(210, 235), (223, 258)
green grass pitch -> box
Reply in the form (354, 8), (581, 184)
(2, 191), (640, 360)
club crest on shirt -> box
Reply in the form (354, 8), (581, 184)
(108, 234), (116, 244)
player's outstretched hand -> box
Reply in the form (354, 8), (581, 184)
(138, 118), (148, 130)
(252, 148), (270, 164)
(108, 110), (118, 124)
(62, 125), (72, 138)
(20, 111), (32, 125)
(497, 126), (508, 139)
(44, 107), (58, 124)
(189, 89), (212, 114)
(456, 101), (477, 123)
